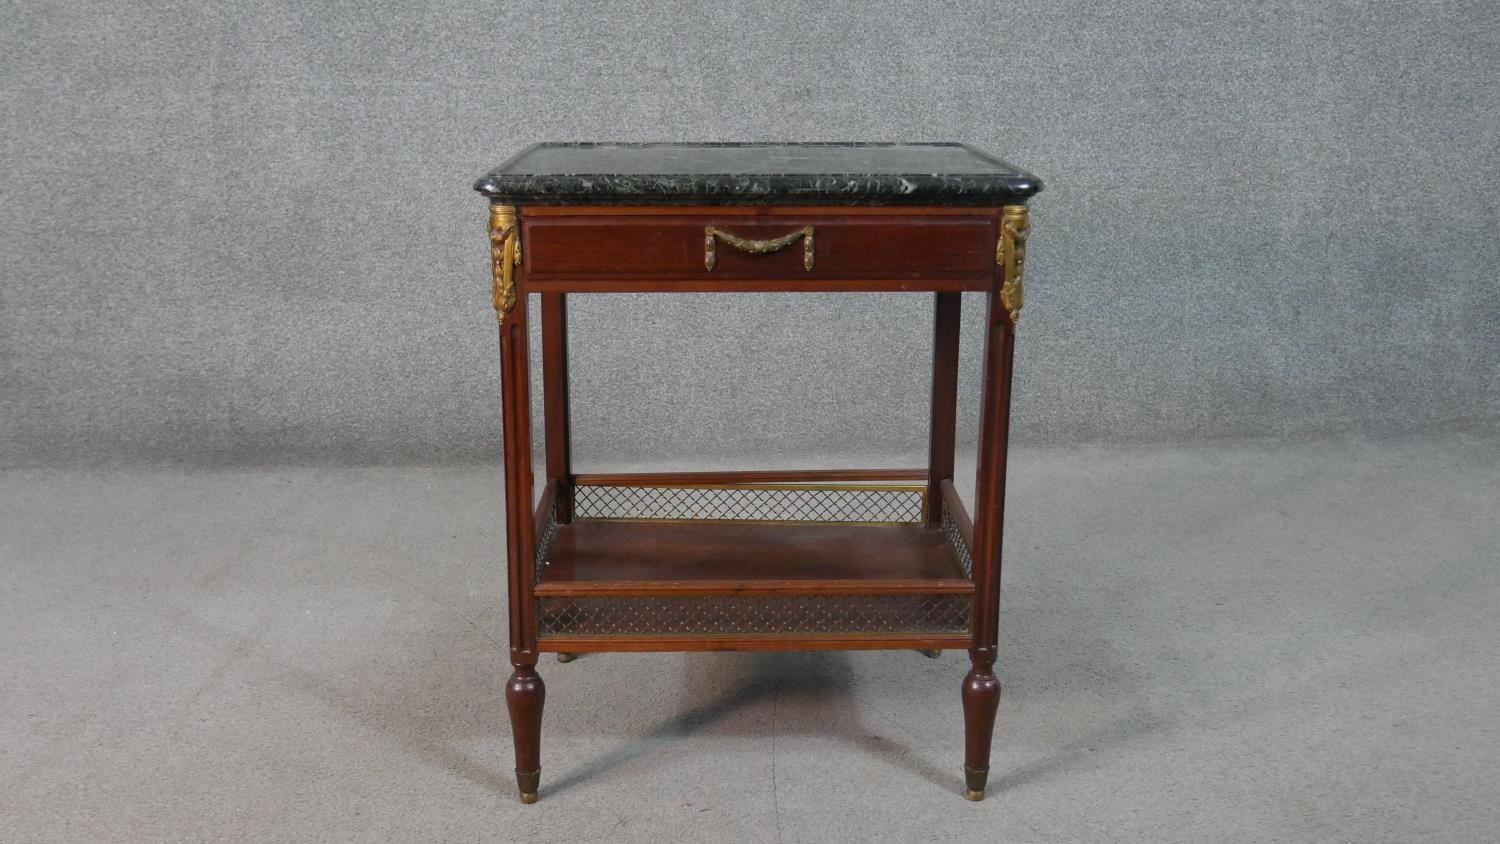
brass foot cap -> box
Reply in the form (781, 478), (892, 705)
(557, 652), (576, 663)
(516, 770), (540, 804)
(963, 766), (988, 800)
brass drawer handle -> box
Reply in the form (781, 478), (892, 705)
(705, 226), (814, 271)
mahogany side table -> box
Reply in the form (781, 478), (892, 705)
(473, 142), (1041, 803)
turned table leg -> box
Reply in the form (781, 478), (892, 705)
(960, 204), (1027, 801)
(506, 662), (546, 804)
(492, 203), (544, 804)
(961, 658), (1001, 800)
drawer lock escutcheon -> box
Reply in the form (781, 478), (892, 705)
(705, 226), (814, 271)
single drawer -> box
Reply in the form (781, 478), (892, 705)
(520, 210), (997, 283)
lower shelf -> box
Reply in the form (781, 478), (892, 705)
(536, 519), (972, 591)
(533, 522), (974, 648)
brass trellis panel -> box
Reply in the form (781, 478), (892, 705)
(537, 593), (971, 638)
(570, 482), (928, 526)
(940, 500), (974, 580)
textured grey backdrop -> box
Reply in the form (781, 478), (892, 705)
(3, 1), (1498, 468)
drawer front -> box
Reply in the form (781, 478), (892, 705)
(521, 211), (997, 281)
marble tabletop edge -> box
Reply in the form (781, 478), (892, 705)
(472, 142), (1042, 205)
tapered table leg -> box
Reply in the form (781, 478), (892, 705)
(492, 203), (543, 803)
(540, 292), (573, 524)
(961, 204), (1027, 801)
(962, 659), (1001, 800)
(506, 663), (546, 804)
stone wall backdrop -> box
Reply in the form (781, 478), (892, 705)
(3, 1), (1497, 467)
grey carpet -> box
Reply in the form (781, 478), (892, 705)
(3, 432), (1497, 842)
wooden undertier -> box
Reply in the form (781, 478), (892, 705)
(529, 472), (978, 652)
